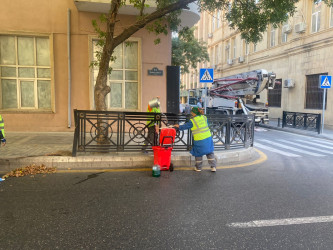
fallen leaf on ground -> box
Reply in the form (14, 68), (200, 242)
(2, 164), (56, 179)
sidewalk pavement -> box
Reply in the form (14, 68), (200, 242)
(0, 132), (257, 174)
(1, 120), (332, 174)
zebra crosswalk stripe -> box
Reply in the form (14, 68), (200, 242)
(254, 142), (300, 157)
(258, 139), (325, 157)
(295, 139), (333, 150)
(277, 139), (333, 154)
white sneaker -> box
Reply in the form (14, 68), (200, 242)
(211, 167), (216, 172)
(194, 167), (202, 172)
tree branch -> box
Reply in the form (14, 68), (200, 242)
(140, 0), (146, 17)
(113, 0), (196, 48)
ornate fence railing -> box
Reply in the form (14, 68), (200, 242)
(282, 111), (321, 134)
(72, 109), (255, 156)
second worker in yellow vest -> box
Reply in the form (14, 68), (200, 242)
(142, 97), (161, 153)
(0, 114), (6, 147)
(174, 107), (216, 172)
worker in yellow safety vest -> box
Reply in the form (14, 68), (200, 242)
(142, 97), (161, 153)
(174, 107), (216, 172)
(0, 114), (6, 146)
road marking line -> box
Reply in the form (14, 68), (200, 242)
(277, 139), (333, 154)
(296, 139), (333, 149)
(55, 148), (267, 173)
(227, 215), (333, 228)
(258, 139), (325, 157)
(307, 139), (333, 146)
(254, 142), (300, 157)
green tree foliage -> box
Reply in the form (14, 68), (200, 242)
(172, 27), (209, 73)
(92, 0), (333, 114)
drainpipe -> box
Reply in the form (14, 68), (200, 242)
(67, 8), (72, 128)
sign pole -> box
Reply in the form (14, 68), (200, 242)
(321, 88), (326, 134)
(204, 82), (207, 114)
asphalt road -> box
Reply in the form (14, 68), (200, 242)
(1, 128), (333, 249)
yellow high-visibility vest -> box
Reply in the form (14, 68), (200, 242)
(190, 115), (211, 141)
(0, 115), (5, 138)
(146, 107), (161, 127)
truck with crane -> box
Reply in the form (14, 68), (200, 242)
(191, 69), (277, 124)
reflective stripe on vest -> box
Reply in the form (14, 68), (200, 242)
(190, 115), (211, 141)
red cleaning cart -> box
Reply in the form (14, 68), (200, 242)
(152, 127), (176, 171)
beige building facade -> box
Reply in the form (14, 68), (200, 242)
(182, 0), (333, 127)
(0, 0), (199, 132)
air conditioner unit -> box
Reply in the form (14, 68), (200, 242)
(208, 33), (213, 38)
(282, 24), (292, 34)
(227, 59), (233, 65)
(225, 45), (230, 50)
(295, 22), (306, 33)
(284, 79), (295, 88)
(238, 56), (244, 63)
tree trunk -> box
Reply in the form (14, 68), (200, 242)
(93, 0), (195, 144)
(94, 0), (121, 144)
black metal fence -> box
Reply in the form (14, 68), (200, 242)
(72, 109), (255, 156)
(282, 111), (321, 133)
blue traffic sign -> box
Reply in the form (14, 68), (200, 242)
(319, 75), (331, 89)
(199, 68), (214, 83)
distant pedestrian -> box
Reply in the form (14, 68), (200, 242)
(184, 103), (191, 115)
(174, 107), (216, 172)
(179, 99), (184, 114)
(0, 114), (6, 146)
(197, 98), (203, 108)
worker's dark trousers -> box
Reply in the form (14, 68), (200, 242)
(142, 126), (157, 150)
(195, 153), (216, 170)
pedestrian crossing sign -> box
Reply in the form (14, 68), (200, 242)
(199, 68), (214, 83)
(319, 75), (332, 89)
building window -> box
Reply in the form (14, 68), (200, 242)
(212, 14), (216, 32)
(281, 23), (288, 43)
(311, 1), (322, 33)
(268, 79), (282, 107)
(214, 45), (219, 66)
(92, 39), (140, 110)
(232, 37), (237, 59)
(217, 11), (221, 29)
(225, 41), (230, 62)
(210, 48), (214, 67)
(0, 35), (52, 110)
(305, 73), (327, 109)
(270, 28), (276, 47)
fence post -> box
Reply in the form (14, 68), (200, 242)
(72, 109), (79, 157)
(225, 117), (231, 150)
(251, 116), (255, 147)
(317, 113), (322, 134)
(303, 113), (308, 129)
(293, 113), (297, 128)
(282, 111), (286, 128)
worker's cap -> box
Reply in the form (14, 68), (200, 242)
(191, 107), (201, 115)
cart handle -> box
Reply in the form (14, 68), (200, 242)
(161, 135), (174, 147)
